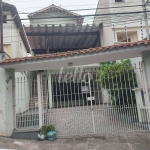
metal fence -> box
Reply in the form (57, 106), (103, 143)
(14, 63), (150, 135)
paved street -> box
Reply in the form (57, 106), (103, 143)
(0, 132), (150, 150)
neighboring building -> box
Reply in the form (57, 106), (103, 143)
(94, 0), (149, 87)
(2, 2), (31, 58)
(0, 2), (31, 136)
(24, 4), (101, 108)
(94, 0), (150, 46)
(2, 2), (31, 118)
(28, 4), (84, 26)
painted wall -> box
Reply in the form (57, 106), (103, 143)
(94, 0), (150, 46)
(143, 51), (150, 89)
(3, 11), (28, 58)
(1, 11), (31, 135)
(0, 68), (15, 136)
(94, 0), (114, 46)
(30, 12), (77, 26)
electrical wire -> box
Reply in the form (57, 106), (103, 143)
(5, 10), (150, 21)
(17, 4), (143, 14)
(3, 16), (150, 40)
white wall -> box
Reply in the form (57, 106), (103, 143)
(0, 68), (15, 136)
(94, 0), (150, 46)
(2, 11), (31, 115)
(30, 12), (77, 26)
(143, 51), (150, 89)
(3, 11), (28, 58)
(94, 0), (114, 46)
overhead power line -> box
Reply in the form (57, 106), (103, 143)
(17, 4), (143, 14)
(5, 10), (150, 21)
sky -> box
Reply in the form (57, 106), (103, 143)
(5, 0), (99, 25)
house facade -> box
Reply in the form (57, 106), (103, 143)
(1, 2), (150, 138)
(0, 2), (31, 136)
(94, 0), (150, 46)
(2, 2), (31, 58)
(0, 40), (150, 138)
(94, 0), (149, 88)
(28, 4), (84, 26)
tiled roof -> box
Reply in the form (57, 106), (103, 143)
(0, 40), (150, 65)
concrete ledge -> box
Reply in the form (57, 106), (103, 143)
(12, 130), (39, 140)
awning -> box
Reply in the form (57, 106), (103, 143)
(24, 24), (100, 54)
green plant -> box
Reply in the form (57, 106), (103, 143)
(97, 59), (138, 106)
(40, 125), (55, 135)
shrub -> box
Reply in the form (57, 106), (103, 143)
(97, 59), (137, 106)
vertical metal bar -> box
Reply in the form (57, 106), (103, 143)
(23, 76), (26, 128)
(96, 71), (101, 107)
(58, 74), (62, 108)
(62, 74), (66, 108)
(55, 75), (58, 109)
(66, 73), (69, 108)
(128, 105), (133, 131)
(70, 73), (73, 108)
(48, 72), (53, 109)
(119, 67), (125, 106)
(127, 69), (133, 107)
(37, 74), (43, 128)
(51, 75), (54, 108)
(13, 76), (16, 130)
(115, 68), (120, 106)
(88, 72), (95, 134)
(77, 73), (81, 107)
(123, 69), (129, 106)
(131, 105), (137, 128)
(41, 75), (44, 125)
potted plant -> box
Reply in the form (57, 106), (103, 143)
(38, 125), (56, 141)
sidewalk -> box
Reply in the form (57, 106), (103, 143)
(0, 132), (150, 150)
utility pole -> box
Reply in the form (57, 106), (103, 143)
(142, 0), (150, 40)
(0, 0), (3, 52)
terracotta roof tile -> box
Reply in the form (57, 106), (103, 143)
(0, 40), (150, 65)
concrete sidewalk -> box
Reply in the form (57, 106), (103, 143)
(0, 132), (150, 150)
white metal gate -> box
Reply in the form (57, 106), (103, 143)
(14, 62), (150, 135)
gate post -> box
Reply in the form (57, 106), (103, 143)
(141, 61), (150, 130)
(0, 68), (15, 136)
(48, 71), (53, 108)
(37, 74), (43, 128)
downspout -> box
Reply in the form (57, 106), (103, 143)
(22, 25), (32, 54)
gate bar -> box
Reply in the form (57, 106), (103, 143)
(37, 74), (43, 128)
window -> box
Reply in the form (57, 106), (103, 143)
(3, 15), (7, 23)
(115, 0), (124, 2)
